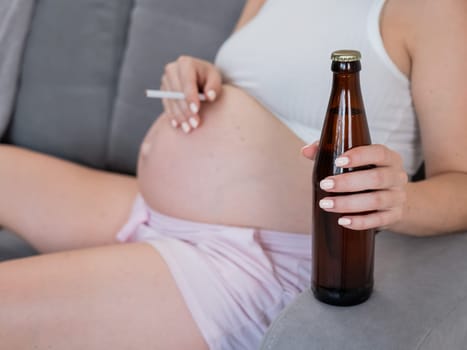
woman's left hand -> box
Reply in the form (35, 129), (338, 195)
(302, 142), (409, 231)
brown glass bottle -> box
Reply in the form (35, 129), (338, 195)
(312, 50), (375, 306)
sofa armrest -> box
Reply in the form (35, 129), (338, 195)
(261, 232), (467, 350)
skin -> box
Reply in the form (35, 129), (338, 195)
(139, 85), (312, 233)
(0, 146), (207, 349)
(0, 0), (466, 348)
(161, 0), (467, 235)
(317, 0), (467, 235)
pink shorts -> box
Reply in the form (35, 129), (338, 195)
(116, 195), (311, 350)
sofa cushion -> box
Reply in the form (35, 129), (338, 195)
(261, 231), (467, 350)
(0, 1), (36, 140)
(6, 0), (133, 169)
(0, 229), (37, 262)
(106, 0), (245, 174)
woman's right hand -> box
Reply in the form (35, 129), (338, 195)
(160, 56), (223, 133)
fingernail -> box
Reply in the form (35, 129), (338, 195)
(190, 102), (199, 114)
(171, 119), (179, 128)
(320, 179), (335, 190)
(207, 90), (216, 101)
(335, 157), (350, 167)
(338, 218), (352, 226)
(181, 122), (191, 134)
(189, 117), (199, 129)
(319, 199), (334, 209)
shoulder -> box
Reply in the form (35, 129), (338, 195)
(399, 0), (467, 175)
(385, 0), (467, 25)
(382, 0), (466, 62)
(391, 0), (467, 53)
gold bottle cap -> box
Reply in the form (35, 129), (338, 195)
(331, 50), (362, 62)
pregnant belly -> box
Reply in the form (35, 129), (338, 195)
(137, 85), (313, 234)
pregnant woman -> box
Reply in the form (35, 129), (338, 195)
(0, 0), (466, 349)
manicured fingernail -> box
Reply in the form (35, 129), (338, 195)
(335, 157), (350, 167)
(319, 199), (334, 209)
(190, 102), (199, 114)
(207, 90), (216, 101)
(171, 119), (179, 128)
(338, 218), (352, 226)
(181, 122), (191, 134)
(320, 179), (335, 190)
(189, 117), (199, 129)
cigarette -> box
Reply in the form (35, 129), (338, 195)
(145, 89), (206, 101)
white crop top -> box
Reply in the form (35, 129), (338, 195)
(215, 0), (422, 175)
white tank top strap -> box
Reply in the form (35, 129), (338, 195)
(367, 0), (409, 84)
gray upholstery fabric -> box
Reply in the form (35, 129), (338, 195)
(0, 229), (37, 262)
(6, 0), (245, 174)
(1, 0), (245, 257)
(6, 0), (133, 169)
(107, 0), (245, 173)
(261, 231), (467, 350)
(0, 0), (35, 139)
(4, 1), (466, 348)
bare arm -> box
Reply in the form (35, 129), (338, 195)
(302, 0), (467, 236)
(234, 0), (266, 32)
(390, 0), (467, 235)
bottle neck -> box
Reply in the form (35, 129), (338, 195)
(331, 60), (361, 73)
(318, 58), (371, 171)
(331, 71), (361, 95)
(331, 60), (362, 91)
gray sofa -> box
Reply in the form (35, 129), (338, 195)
(1, 1), (467, 349)
(1, 0), (245, 255)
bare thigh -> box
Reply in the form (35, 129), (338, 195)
(0, 145), (138, 253)
(0, 243), (207, 350)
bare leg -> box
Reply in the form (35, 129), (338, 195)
(0, 145), (138, 253)
(0, 243), (208, 350)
